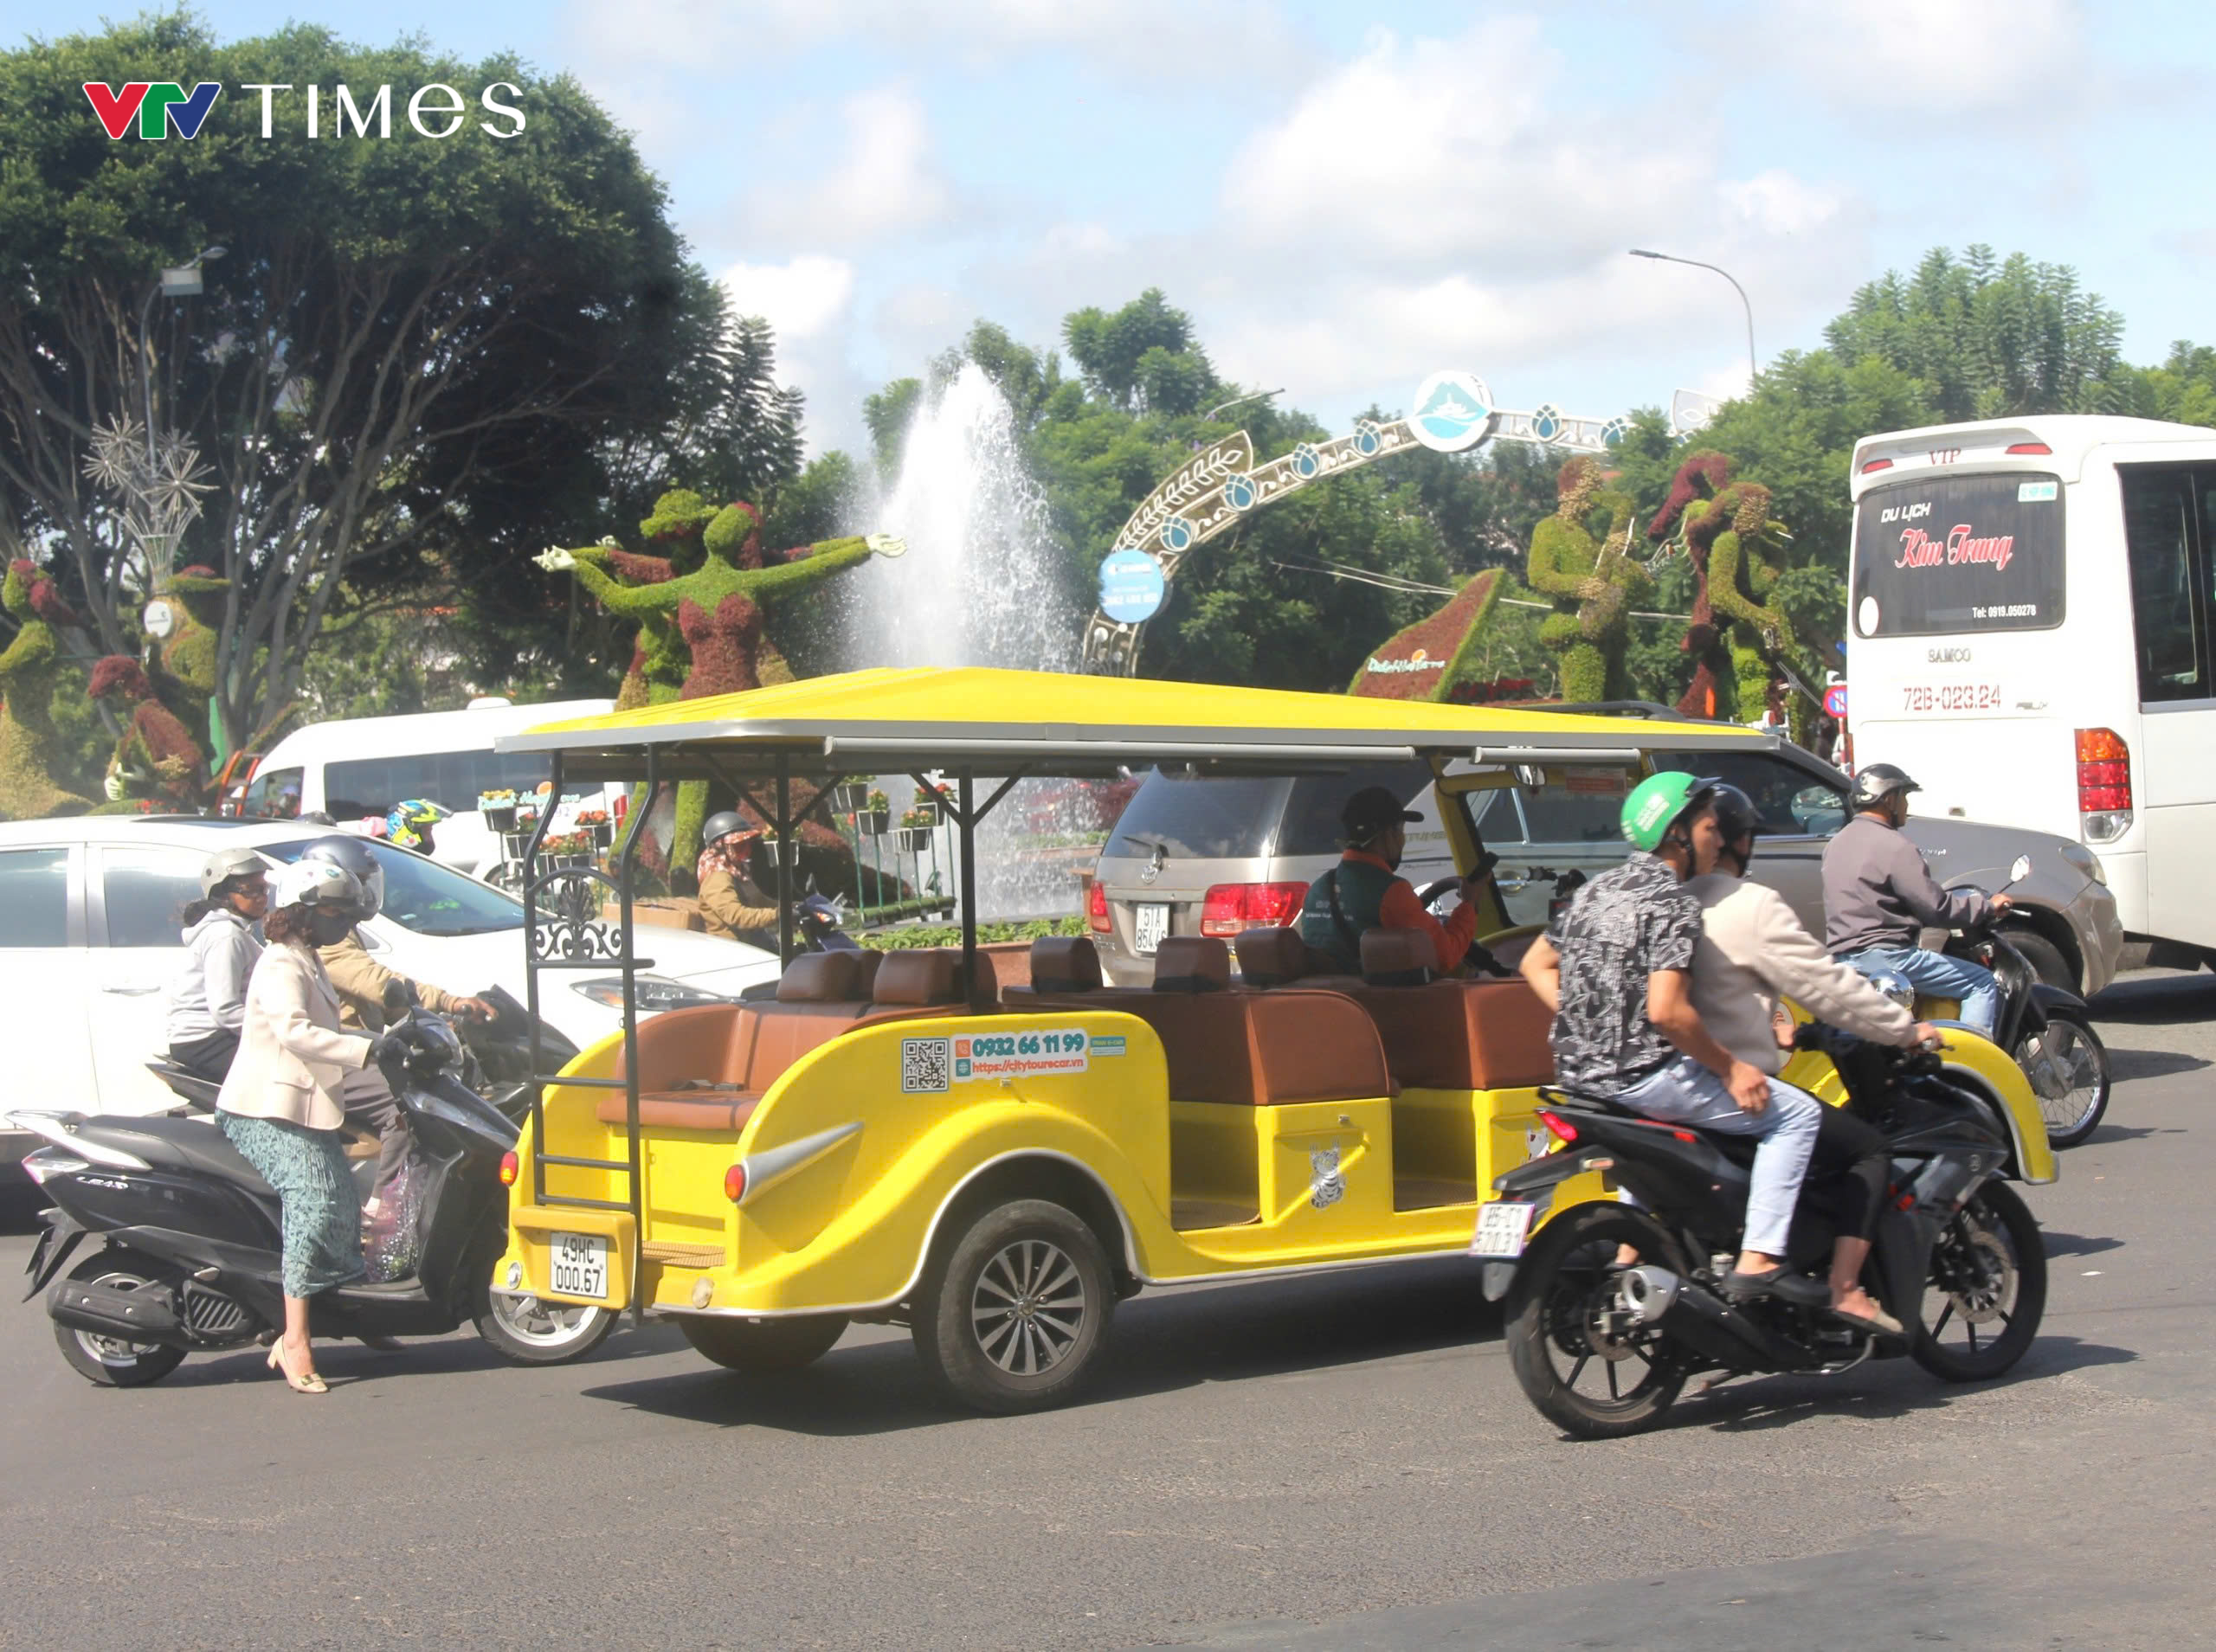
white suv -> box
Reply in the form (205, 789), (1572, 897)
(0, 816), (780, 1159)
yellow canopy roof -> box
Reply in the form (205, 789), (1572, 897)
(495, 667), (1770, 782)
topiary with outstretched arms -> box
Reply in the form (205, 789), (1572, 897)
(0, 561), (94, 820)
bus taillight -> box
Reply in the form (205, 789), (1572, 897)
(2076, 728), (2134, 842)
(2006, 441), (2053, 455)
(1859, 456), (1894, 473)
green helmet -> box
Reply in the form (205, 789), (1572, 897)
(1620, 771), (1718, 853)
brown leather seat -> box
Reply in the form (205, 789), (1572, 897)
(1346, 932), (1555, 1090)
(1151, 935), (1231, 993)
(1232, 925), (1362, 993)
(1027, 935), (1105, 993)
(870, 946), (996, 1007)
(1360, 927), (1436, 987)
(1019, 932), (1387, 1106)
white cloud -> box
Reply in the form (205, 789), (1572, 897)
(1750, 0), (2085, 112)
(720, 255), (857, 341)
(564, 0), (1312, 88)
(720, 256), (868, 453)
(1222, 19), (1711, 271)
(748, 89), (951, 247)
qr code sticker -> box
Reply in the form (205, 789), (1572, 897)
(902, 1038), (951, 1093)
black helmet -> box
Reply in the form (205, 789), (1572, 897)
(1708, 783), (1760, 847)
(700, 811), (756, 849)
(1341, 785), (1421, 845)
(1851, 763), (1920, 812)
(300, 833), (383, 920)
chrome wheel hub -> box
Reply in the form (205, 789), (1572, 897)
(970, 1238), (1086, 1376)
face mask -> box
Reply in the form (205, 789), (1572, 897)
(311, 909), (355, 946)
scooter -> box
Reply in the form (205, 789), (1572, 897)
(1860, 853), (2111, 1148)
(1482, 1023), (2048, 1440)
(17, 994), (614, 1387)
(142, 984), (577, 1122)
(794, 883), (861, 952)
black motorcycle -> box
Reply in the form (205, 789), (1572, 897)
(1479, 1025), (2047, 1439)
(20, 998), (613, 1387)
(1935, 860), (2110, 1147)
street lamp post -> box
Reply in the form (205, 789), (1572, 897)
(1203, 388), (1284, 423)
(1628, 248), (1756, 383)
(137, 245), (226, 477)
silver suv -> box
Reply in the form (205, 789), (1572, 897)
(1090, 738), (2122, 996)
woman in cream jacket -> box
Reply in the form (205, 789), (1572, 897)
(217, 859), (398, 1394)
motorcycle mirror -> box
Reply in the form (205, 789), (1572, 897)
(2007, 852), (2032, 888)
(381, 979), (417, 1018)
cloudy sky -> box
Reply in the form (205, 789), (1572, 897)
(23, 0), (2216, 456)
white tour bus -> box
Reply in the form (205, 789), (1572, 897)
(241, 697), (617, 880)
(1847, 415), (2216, 967)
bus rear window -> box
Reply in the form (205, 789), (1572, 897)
(1852, 473), (2065, 636)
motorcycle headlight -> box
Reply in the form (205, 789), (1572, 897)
(2056, 842), (2106, 887)
(572, 974), (731, 1013)
(1865, 969), (1917, 1014)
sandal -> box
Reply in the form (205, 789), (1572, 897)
(1829, 1297), (1904, 1336)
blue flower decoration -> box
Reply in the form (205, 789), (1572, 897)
(1353, 420), (1383, 456)
(1531, 402), (1563, 443)
(1224, 473), (1258, 511)
(1161, 516), (1195, 552)
(1600, 415), (1631, 449)
(1292, 442), (1321, 479)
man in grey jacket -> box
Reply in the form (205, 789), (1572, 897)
(1823, 763), (2012, 1037)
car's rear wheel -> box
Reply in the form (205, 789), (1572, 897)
(913, 1199), (1112, 1414)
(679, 1313), (848, 1373)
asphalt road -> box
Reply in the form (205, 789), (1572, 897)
(2, 971), (2211, 1652)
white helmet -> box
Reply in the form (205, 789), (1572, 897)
(270, 858), (361, 912)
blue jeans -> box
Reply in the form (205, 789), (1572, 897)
(1614, 1056), (1821, 1257)
(1841, 946), (2000, 1038)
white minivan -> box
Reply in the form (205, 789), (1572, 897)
(0, 817), (780, 1165)
(1846, 414), (2216, 967)
(240, 697), (618, 880)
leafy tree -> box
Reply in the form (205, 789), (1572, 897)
(0, 15), (706, 756)
(1825, 246), (2130, 421)
(1060, 288), (1217, 414)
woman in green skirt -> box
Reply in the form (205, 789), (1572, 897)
(216, 858), (407, 1394)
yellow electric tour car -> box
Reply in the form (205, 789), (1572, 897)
(486, 667), (2053, 1412)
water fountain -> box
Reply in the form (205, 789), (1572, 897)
(835, 362), (1093, 921)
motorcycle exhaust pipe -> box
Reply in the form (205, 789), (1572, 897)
(1620, 1265), (1682, 1324)
(1658, 1281), (1816, 1372)
(48, 1277), (182, 1343)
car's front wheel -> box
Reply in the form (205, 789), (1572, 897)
(912, 1199), (1113, 1414)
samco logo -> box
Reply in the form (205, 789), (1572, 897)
(83, 81), (223, 139)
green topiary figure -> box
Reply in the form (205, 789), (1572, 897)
(538, 492), (905, 890)
(1526, 458), (1652, 702)
(1646, 453), (1798, 728)
(0, 560), (94, 820)
(89, 655), (209, 809)
(140, 564), (228, 751)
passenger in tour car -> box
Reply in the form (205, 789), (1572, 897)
(1518, 772), (1826, 1309)
(1296, 785), (1489, 974)
(1823, 763), (2009, 1037)
(696, 811), (780, 942)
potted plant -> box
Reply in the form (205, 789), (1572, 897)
(859, 789), (891, 835)
(828, 779), (872, 813)
(898, 808), (935, 852)
(910, 782), (948, 826)
(576, 807), (613, 850)
(478, 788), (519, 834)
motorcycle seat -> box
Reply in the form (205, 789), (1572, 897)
(84, 1114), (274, 1195)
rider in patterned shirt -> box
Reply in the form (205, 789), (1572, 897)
(1518, 771), (1826, 1308)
